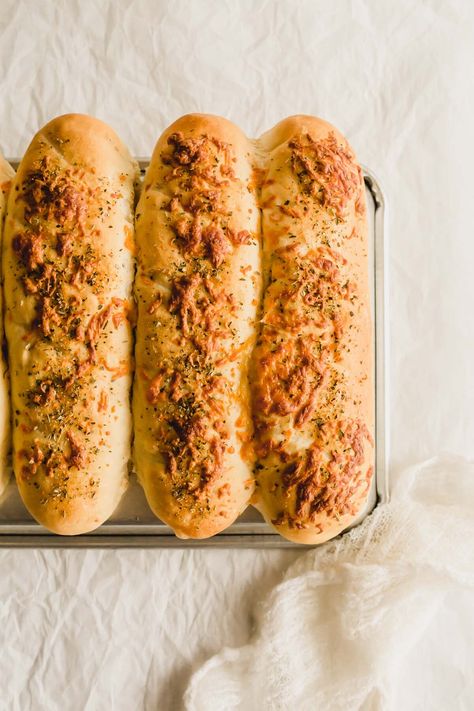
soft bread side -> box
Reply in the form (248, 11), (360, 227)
(251, 115), (374, 544)
(0, 154), (14, 497)
(133, 114), (261, 538)
(3, 114), (138, 534)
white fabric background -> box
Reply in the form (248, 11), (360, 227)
(0, 1), (473, 709)
(185, 455), (474, 711)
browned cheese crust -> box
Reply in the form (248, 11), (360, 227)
(3, 114), (138, 534)
(251, 116), (374, 544)
(133, 114), (261, 538)
(0, 154), (14, 496)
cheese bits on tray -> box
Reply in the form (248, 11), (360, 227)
(0, 154), (14, 498)
(0, 113), (374, 543)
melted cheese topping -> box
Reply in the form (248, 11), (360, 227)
(134, 117), (260, 537)
(252, 121), (374, 542)
(3, 116), (137, 533)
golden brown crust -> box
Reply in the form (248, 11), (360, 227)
(133, 114), (261, 538)
(251, 115), (374, 544)
(0, 154), (14, 496)
(3, 114), (138, 534)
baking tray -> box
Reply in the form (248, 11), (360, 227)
(0, 164), (388, 547)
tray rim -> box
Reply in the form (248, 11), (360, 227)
(0, 164), (389, 548)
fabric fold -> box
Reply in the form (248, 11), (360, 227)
(184, 455), (474, 710)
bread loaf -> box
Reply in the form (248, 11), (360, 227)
(2, 111), (373, 543)
(0, 154), (14, 496)
(133, 114), (260, 538)
(251, 116), (374, 544)
(3, 114), (138, 534)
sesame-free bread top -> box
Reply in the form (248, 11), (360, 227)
(3, 114), (138, 534)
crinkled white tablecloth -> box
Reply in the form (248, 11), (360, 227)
(0, 1), (473, 709)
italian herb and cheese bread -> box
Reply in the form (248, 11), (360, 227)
(251, 116), (374, 543)
(133, 114), (261, 538)
(0, 153), (14, 497)
(0, 112), (373, 542)
(3, 114), (138, 534)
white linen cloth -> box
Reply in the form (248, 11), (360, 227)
(0, 1), (473, 709)
(185, 455), (474, 710)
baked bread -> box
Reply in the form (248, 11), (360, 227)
(3, 114), (138, 534)
(0, 154), (14, 497)
(133, 114), (260, 538)
(251, 115), (374, 544)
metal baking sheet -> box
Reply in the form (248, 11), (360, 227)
(0, 165), (388, 547)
